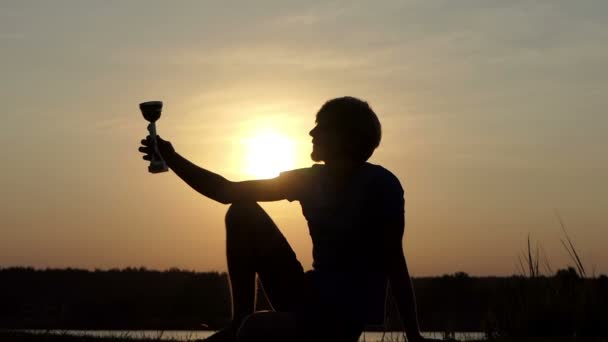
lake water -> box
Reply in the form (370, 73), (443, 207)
(20, 329), (486, 341)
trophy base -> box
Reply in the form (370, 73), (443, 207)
(148, 162), (169, 174)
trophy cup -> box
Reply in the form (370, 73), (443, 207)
(140, 101), (169, 173)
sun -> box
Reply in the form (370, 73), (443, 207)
(243, 130), (297, 179)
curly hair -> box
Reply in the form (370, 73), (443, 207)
(316, 96), (382, 162)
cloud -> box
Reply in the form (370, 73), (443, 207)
(91, 117), (134, 132)
(0, 7), (21, 18)
(0, 32), (24, 40)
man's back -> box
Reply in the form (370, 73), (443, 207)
(278, 162), (406, 324)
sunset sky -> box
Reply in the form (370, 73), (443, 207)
(1, 1), (607, 276)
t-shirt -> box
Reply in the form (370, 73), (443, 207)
(277, 162), (405, 325)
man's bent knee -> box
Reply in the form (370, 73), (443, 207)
(225, 202), (284, 251)
(226, 202), (262, 225)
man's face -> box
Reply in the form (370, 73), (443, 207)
(309, 119), (345, 162)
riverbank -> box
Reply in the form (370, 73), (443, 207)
(1, 330), (607, 342)
(0, 330), (174, 342)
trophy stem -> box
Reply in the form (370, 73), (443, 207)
(148, 122), (157, 137)
(146, 122), (168, 173)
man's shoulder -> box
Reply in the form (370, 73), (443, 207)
(363, 163), (403, 190)
(277, 165), (322, 202)
(363, 163), (405, 212)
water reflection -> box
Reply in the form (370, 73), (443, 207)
(21, 329), (485, 341)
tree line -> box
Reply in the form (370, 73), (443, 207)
(1, 267), (606, 337)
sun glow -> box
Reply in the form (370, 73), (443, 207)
(243, 130), (297, 179)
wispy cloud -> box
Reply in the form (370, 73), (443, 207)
(91, 117), (134, 132)
(0, 7), (21, 18)
(0, 32), (24, 40)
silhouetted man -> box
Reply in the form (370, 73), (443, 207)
(139, 97), (428, 342)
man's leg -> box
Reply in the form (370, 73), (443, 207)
(205, 202), (306, 341)
(218, 202), (365, 342)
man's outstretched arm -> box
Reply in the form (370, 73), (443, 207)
(139, 136), (284, 204)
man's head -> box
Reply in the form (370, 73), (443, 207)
(309, 96), (381, 163)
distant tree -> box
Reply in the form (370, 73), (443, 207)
(440, 272), (470, 279)
(454, 271), (470, 279)
(555, 267), (579, 279)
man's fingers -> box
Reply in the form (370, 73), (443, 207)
(139, 138), (162, 163)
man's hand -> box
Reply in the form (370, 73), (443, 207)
(138, 135), (175, 161)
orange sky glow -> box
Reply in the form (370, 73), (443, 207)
(1, 1), (607, 276)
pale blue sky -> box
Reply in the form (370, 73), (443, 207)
(1, 1), (607, 275)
